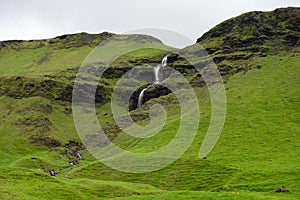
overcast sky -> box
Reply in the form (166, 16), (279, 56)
(1, 0), (299, 47)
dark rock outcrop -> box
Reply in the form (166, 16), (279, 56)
(274, 186), (289, 192)
(0, 77), (109, 104)
(129, 84), (172, 110)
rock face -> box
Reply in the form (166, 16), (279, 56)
(129, 84), (172, 110)
(0, 76), (109, 104)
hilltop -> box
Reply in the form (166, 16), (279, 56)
(197, 7), (299, 52)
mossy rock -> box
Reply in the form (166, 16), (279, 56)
(29, 135), (61, 147)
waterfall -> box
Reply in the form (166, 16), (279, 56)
(154, 65), (160, 84)
(154, 55), (168, 84)
(137, 55), (168, 108)
(137, 87), (148, 108)
(161, 55), (168, 67)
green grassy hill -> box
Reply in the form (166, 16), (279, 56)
(0, 7), (299, 200)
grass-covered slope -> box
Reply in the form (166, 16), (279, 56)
(65, 53), (300, 198)
(197, 7), (300, 54)
(0, 52), (298, 199)
(0, 7), (299, 200)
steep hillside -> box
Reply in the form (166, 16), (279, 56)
(183, 7), (300, 81)
(197, 7), (299, 54)
(0, 7), (299, 200)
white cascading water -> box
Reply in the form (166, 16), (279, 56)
(137, 87), (148, 108)
(161, 55), (168, 67)
(154, 66), (160, 84)
(137, 55), (168, 108)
